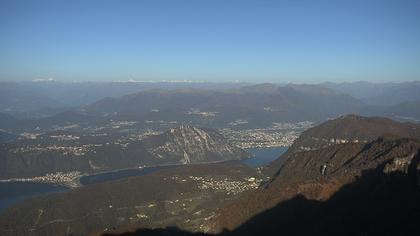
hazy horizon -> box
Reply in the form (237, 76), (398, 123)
(1, 79), (420, 85)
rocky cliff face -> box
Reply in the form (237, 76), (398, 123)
(143, 125), (250, 164)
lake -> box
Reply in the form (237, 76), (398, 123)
(243, 147), (288, 167)
(0, 182), (67, 211)
(0, 146), (288, 212)
(80, 146), (288, 185)
(79, 165), (176, 185)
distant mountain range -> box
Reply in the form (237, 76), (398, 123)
(323, 81), (420, 106)
(360, 100), (420, 122)
(0, 83), (364, 132)
(0, 81), (249, 117)
(84, 84), (362, 128)
(1, 81), (419, 134)
(0, 82), (63, 116)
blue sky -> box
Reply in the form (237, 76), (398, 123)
(1, 0), (420, 83)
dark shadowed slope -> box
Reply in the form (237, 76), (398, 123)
(104, 136), (420, 236)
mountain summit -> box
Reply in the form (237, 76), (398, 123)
(142, 124), (249, 164)
(263, 114), (420, 176)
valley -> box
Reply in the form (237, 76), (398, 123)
(0, 82), (419, 236)
(2, 1), (420, 235)
(1, 115), (419, 236)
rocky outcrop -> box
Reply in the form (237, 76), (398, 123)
(289, 114), (420, 153)
(143, 125), (250, 164)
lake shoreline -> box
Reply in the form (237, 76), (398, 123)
(0, 147), (288, 212)
(0, 157), (255, 188)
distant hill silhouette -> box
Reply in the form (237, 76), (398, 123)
(323, 81), (420, 106)
(84, 84), (363, 129)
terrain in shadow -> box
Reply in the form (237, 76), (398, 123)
(106, 151), (420, 236)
